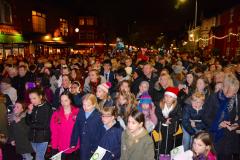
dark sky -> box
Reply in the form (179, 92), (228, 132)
(50, 0), (239, 38)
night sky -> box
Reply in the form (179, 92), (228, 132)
(47, 0), (240, 39)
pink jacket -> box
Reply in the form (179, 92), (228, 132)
(50, 106), (79, 153)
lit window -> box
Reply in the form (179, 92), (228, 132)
(79, 18), (85, 25)
(59, 18), (68, 36)
(32, 10), (46, 33)
(86, 17), (94, 26)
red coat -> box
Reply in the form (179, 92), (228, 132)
(50, 106), (79, 153)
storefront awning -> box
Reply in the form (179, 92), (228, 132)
(0, 33), (25, 43)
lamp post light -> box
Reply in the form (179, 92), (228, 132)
(75, 28), (80, 41)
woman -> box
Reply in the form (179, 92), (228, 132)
(203, 73), (240, 160)
(98, 107), (123, 160)
(83, 69), (106, 94)
(71, 94), (105, 160)
(50, 92), (79, 160)
(26, 88), (53, 160)
(120, 110), (154, 160)
(155, 87), (182, 154)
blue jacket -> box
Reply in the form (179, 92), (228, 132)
(71, 108), (105, 160)
(182, 104), (206, 135)
(99, 122), (123, 160)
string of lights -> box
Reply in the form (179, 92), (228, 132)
(190, 32), (240, 42)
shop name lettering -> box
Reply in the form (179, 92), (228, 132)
(0, 26), (17, 34)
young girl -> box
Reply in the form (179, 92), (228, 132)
(9, 101), (34, 160)
(192, 131), (216, 160)
(70, 94), (105, 160)
(26, 88), (53, 160)
(50, 92), (79, 160)
(155, 87), (182, 154)
(120, 110), (155, 160)
(137, 92), (157, 132)
(96, 82), (114, 109)
(69, 81), (84, 108)
(115, 91), (136, 128)
(97, 107), (123, 160)
(136, 81), (150, 101)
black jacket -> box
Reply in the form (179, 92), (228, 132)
(26, 102), (53, 143)
(155, 104), (182, 135)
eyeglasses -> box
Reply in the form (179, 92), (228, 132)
(101, 114), (113, 118)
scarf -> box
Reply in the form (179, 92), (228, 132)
(210, 91), (235, 142)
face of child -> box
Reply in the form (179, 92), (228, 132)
(101, 111), (114, 125)
(29, 93), (42, 106)
(83, 99), (95, 112)
(120, 82), (130, 92)
(164, 94), (175, 106)
(142, 103), (150, 110)
(191, 98), (204, 109)
(96, 87), (106, 99)
(192, 138), (209, 156)
(196, 79), (205, 91)
(139, 84), (148, 93)
(186, 74), (194, 85)
(70, 84), (80, 94)
(119, 95), (127, 105)
(127, 116), (143, 134)
(61, 95), (71, 108)
(14, 103), (24, 114)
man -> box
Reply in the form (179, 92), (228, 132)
(15, 65), (31, 101)
(100, 59), (115, 84)
(141, 63), (158, 98)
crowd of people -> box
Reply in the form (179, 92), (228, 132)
(0, 50), (239, 160)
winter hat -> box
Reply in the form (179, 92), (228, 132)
(97, 82), (112, 93)
(137, 92), (153, 112)
(164, 87), (179, 99)
(139, 92), (153, 105)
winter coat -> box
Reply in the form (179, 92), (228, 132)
(50, 106), (79, 153)
(155, 104), (182, 135)
(203, 92), (240, 155)
(71, 108), (105, 160)
(182, 104), (206, 135)
(120, 129), (154, 160)
(72, 93), (84, 108)
(9, 113), (34, 154)
(26, 102), (53, 143)
(98, 122), (123, 160)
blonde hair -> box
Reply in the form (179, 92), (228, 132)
(159, 73), (174, 88)
(223, 73), (239, 92)
(83, 93), (99, 110)
(191, 92), (205, 102)
(159, 96), (177, 110)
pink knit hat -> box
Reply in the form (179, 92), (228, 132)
(97, 82), (112, 93)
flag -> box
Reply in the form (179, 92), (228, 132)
(50, 151), (64, 160)
(170, 145), (184, 160)
(173, 125), (183, 136)
(90, 146), (108, 160)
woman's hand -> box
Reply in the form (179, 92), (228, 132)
(219, 121), (231, 128)
(226, 123), (239, 131)
(27, 104), (34, 114)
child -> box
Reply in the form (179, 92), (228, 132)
(50, 92), (79, 160)
(182, 92), (207, 151)
(115, 91), (136, 128)
(192, 131), (216, 160)
(97, 107), (123, 160)
(96, 82), (114, 109)
(155, 87), (182, 154)
(70, 94), (105, 160)
(9, 101), (34, 160)
(137, 92), (157, 132)
(26, 89), (53, 160)
(120, 110), (155, 160)
(136, 81), (150, 101)
(69, 81), (84, 108)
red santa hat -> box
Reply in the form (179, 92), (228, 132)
(97, 82), (112, 93)
(164, 87), (179, 99)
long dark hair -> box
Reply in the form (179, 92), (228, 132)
(28, 88), (46, 104)
(129, 109), (145, 128)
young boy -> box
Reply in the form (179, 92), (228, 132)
(182, 92), (207, 151)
